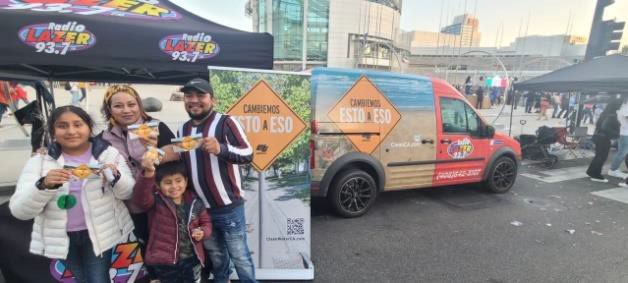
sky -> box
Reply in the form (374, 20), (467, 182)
(172, 0), (628, 48)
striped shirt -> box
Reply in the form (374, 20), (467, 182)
(178, 111), (253, 210)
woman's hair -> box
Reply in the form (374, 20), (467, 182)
(48, 105), (94, 137)
(465, 76), (471, 84)
(101, 84), (151, 128)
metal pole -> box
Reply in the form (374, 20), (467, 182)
(301, 0), (308, 71)
(257, 170), (265, 266)
(509, 85), (515, 137)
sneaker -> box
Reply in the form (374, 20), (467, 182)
(619, 182), (628, 188)
(608, 170), (628, 179)
(590, 177), (609, 183)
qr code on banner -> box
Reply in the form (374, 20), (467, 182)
(287, 218), (305, 235)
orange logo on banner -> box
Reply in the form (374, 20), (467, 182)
(227, 80), (307, 171)
(327, 76), (401, 154)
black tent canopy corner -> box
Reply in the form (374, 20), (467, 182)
(514, 54), (628, 93)
(0, 0), (273, 84)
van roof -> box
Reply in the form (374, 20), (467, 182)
(311, 67), (432, 82)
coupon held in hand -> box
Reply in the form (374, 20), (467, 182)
(171, 134), (203, 152)
(145, 145), (165, 164)
(64, 163), (102, 180)
(128, 121), (160, 140)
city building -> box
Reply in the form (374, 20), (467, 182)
(403, 14), (481, 58)
(246, 0), (410, 71)
(622, 45), (628, 55)
(509, 34), (588, 57)
(440, 14), (481, 48)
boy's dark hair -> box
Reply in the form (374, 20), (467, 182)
(156, 161), (187, 184)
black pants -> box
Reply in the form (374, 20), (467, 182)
(476, 95), (483, 109)
(152, 257), (201, 283)
(587, 136), (611, 178)
(525, 100), (533, 113)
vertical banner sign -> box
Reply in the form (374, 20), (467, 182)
(210, 68), (313, 280)
(227, 80), (307, 171)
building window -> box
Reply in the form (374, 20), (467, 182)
(269, 0), (329, 62)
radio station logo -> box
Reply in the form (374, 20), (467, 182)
(159, 32), (220, 63)
(18, 22), (96, 55)
(1, 1), (180, 20)
(447, 138), (474, 159)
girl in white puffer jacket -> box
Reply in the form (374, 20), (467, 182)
(9, 106), (135, 283)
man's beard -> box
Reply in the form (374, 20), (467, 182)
(187, 107), (212, 121)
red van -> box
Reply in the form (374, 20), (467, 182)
(309, 68), (521, 217)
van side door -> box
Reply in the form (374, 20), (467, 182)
(379, 77), (437, 191)
(433, 97), (490, 185)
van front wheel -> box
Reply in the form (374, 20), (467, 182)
(329, 169), (378, 218)
(484, 156), (517, 193)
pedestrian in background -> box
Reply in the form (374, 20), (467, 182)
(464, 76), (472, 96)
(524, 91), (534, 113)
(9, 81), (29, 108)
(557, 93), (569, 118)
(587, 100), (622, 183)
(551, 93), (561, 118)
(537, 94), (550, 120)
(608, 98), (628, 179)
(0, 81), (11, 127)
(78, 82), (89, 103)
(475, 76), (485, 109)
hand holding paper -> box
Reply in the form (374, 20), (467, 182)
(171, 134), (203, 153)
(201, 137), (221, 155)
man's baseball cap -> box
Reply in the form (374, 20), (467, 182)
(180, 78), (213, 95)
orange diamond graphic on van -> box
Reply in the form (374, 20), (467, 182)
(227, 80), (307, 172)
(327, 76), (401, 154)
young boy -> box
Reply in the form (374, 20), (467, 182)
(133, 159), (212, 283)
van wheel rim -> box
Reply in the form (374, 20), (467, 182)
(339, 177), (372, 213)
(493, 161), (515, 189)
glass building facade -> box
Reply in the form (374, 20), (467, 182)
(256, 0), (329, 62)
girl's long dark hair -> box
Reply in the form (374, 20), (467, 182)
(48, 106), (94, 137)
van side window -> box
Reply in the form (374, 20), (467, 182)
(440, 98), (481, 135)
(465, 104), (480, 135)
(440, 98), (468, 133)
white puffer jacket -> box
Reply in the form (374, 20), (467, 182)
(9, 138), (135, 259)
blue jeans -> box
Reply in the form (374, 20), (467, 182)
(203, 205), (256, 283)
(64, 230), (112, 283)
(611, 135), (628, 171)
(152, 256), (201, 283)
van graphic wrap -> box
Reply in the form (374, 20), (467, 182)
(315, 68), (434, 155)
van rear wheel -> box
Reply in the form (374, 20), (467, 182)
(329, 169), (377, 218)
(484, 156), (517, 193)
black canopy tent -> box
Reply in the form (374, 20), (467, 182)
(0, 0), (273, 84)
(504, 54), (628, 136)
(515, 54), (628, 93)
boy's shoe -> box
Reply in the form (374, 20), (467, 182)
(619, 182), (628, 188)
(608, 170), (628, 179)
(590, 177), (609, 183)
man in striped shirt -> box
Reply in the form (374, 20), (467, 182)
(178, 78), (257, 283)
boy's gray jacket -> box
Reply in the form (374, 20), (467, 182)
(9, 139), (135, 259)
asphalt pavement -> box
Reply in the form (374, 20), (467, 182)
(311, 158), (628, 282)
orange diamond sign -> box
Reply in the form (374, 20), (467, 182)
(328, 76), (401, 154)
(227, 80), (307, 171)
